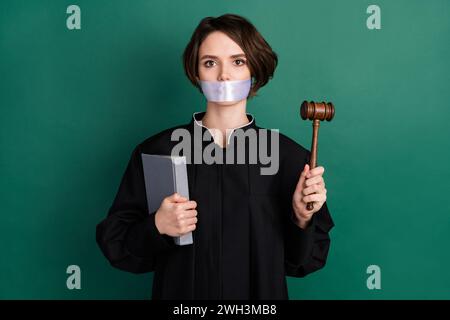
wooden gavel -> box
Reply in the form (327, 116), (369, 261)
(300, 101), (335, 210)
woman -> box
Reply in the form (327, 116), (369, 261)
(96, 13), (334, 300)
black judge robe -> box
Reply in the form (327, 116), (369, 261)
(96, 111), (334, 300)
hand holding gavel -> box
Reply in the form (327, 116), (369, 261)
(300, 101), (335, 210)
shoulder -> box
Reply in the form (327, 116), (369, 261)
(255, 125), (310, 159)
(280, 131), (309, 156)
(134, 122), (191, 155)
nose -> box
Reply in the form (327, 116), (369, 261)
(217, 65), (231, 81)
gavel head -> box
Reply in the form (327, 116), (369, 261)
(300, 101), (335, 121)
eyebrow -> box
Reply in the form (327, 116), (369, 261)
(200, 54), (246, 61)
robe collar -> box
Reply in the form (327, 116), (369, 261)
(190, 111), (256, 147)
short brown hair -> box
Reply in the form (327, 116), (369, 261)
(182, 14), (278, 99)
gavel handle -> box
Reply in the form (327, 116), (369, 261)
(307, 119), (320, 210)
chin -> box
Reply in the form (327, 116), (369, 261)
(213, 100), (245, 107)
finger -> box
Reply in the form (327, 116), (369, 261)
(179, 200), (197, 210)
(295, 164), (310, 193)
(305, 175), (324, 187)
(303, 193), (327, 204)
(306, 166), (325, 179)
(174, 194), (189, 203)
(186, 224), (197, 232)
(174, 201), (196, 213)
(302, 183), (325, 196)
(182, 217), (198, 226)
(181, 223), (197, 233)
(178, 224), (196, 236)
(179, 209), (198, 219)
(169, 193), (188, 203)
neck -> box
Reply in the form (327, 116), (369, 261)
(202, 100), (249, 147)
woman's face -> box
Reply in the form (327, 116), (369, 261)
(197, 31), (251, 84)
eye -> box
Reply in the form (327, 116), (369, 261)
(204, 60), (216, 68)
(234, 59), (247, 66)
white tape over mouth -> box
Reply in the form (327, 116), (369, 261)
(199, 79), (251, 102)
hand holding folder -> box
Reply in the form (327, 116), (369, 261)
(141, 154), (194, 246)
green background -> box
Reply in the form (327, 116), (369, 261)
(1, 0), (449, 299)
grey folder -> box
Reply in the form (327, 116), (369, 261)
(141, 154), (193, 246)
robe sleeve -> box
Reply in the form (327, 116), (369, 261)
(280, 146), (335, 278)
(96, 143), (176, 274)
